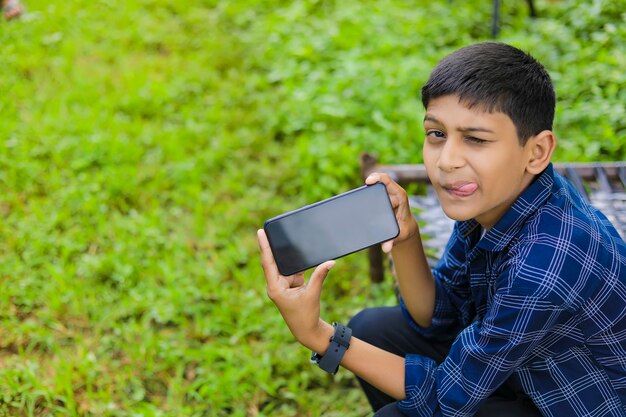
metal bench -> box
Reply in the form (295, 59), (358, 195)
(360, 153), (626, 283)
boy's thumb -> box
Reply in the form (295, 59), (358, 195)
(309, 260), (336, 293)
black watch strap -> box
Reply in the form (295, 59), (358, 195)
(310, 323), (352, 375)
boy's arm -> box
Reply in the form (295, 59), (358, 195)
(391, 233), (436, 328)
(340, 334), (407, 399)
(258, 229), (406, 400)
(365, 173), (436, 328)
(308, 321), (407, 400)
(258, 175), (439, 400)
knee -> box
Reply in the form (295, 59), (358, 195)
(348, 307), (386, 344)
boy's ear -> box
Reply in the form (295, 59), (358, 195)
(526, 130), (556, 175)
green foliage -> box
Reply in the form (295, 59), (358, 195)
(0, 0), (624, 415)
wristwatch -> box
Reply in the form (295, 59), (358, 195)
(310, 323), (352, 374)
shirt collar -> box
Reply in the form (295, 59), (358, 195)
(475, 163), (555, 252)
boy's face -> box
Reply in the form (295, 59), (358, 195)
(422, 95), (536, 230)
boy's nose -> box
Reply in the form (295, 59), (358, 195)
(437, 138), (465, 173)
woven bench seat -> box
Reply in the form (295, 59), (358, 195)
(360, 153), (626, 283)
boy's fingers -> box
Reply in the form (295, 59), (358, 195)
(381, 240), (394, 253)
(365, 172), (396, 186)
(365, 172), (393, 186)
(257, 229), (280, 286)
(307, 260), (335, 294)
(366, 173), (405, 203)
(365, 173), (381, 185)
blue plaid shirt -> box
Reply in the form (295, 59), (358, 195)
(399, 163), (626, 416)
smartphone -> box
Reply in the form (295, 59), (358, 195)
(264, 182), (399, 276)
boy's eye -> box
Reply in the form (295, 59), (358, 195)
(465, 136), (487, 144)
(426, 130), (445, 139)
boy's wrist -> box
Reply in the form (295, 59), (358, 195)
(310, 322), (352, 374)
(302, 321), (334, 354)
(392, 227), (421, 251)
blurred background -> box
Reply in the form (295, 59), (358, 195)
(1, 0), (625, 415)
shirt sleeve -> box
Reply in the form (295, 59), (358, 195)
(399, 290), (568, 416)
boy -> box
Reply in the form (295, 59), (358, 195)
(257, 42), (626, 416)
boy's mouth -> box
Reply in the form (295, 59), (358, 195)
(442, 182), (478, 197)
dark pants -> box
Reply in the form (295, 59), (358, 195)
(348, 306), (543, 417)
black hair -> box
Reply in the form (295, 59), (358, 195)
(421, 42), (555, 145)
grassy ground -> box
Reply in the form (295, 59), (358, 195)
(1, 0), (625, 416)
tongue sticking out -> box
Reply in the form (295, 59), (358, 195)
(457, 183), (478, 193)
(449, 182), (478, 197)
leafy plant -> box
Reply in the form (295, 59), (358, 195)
(1, 0), (624, 415)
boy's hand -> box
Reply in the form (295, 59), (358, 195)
(365, 173), (419, 253)
(257, 229), (335, 352)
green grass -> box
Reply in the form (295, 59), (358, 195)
(1, 0), (625, 415)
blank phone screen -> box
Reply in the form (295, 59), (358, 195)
(264, 182), (399, 276)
